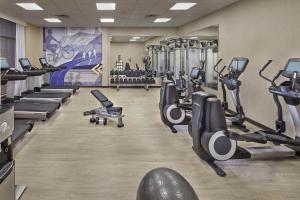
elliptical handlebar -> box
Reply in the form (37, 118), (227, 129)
(259, 60), (273, 84)
(259, 60), (283, 87)
(219, 66), (227, 79)
(213, 59), (223, 74)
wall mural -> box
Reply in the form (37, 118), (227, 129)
(43, 27), (102, 86)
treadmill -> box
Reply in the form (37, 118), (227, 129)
(1, 59), (60, 121)
(1, 77), (34, 143)
(18, 58), (71, 103)
(39, 57), (79, 94)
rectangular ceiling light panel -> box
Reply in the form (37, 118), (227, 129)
(100, 18), (115, 23)
(170, 3), (197, 10)
(96, 3), (116, 10)
(154, 18), (171, 23)
(44, 18), (62, 23)
(16, 3), (43, 10)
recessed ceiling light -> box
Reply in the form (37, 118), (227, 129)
(96, 3), (116, 10)
(100, 18), (115, 23)
(129, 39), (137, 42)
(170, 3), (197, 10)
(44, 18), (62, 23)
(190, 36), (198, 39)
(154, 18), (171, 23)
(132, 36), (141, 40)
(16, 3), (43, 10)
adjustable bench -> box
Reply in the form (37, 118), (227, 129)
(83, 90), (124, 128)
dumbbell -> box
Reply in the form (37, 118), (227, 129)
(128, 79), (133, 84)
(111, 79), (115, 84)
(137, 79), (141, 84)
(133, 78), (137, 84)
(141, 78), (145, 84)
(129, 70), (135, 77)
(115, 79), (119, 84)
(133, 70), (137, 77)
(150, 78), (155, 84)
(124, 78), (128, 84)
(119, 78), (124, 84)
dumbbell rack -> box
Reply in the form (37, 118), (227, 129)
(110, 69), (157, 91)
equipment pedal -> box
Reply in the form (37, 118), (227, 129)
(229, 132), (268, 144)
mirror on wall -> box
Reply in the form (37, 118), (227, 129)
(109, 36), (152, 71)
(184, 25), (219, 90)
(132, 25), (220, 89)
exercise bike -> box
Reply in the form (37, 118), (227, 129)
(191, 58), (300, 177)
(214, 57), (249, 132)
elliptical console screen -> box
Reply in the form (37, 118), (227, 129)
(286, 60), (300, 73)
(190, 67), (200, 79)
(0, 58), (10, 69)
(229, 59), (248, 72)
(20, 59), (31, 67)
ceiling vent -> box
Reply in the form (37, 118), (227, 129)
(55, 14), (70, 18)
(144, 14), (159, 19)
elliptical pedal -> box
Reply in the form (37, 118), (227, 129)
(228, 132), (268, 144)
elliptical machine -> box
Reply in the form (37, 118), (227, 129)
(214, 57), (249, 132)
(191, 58), (300, 177)
(160, 67), (204, 133)
(165, 63), (205, 101)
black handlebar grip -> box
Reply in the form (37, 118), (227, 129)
(259, 60), (273, 83)
(213, 58), (223, 73)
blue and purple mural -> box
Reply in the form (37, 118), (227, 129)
(43, 27), (102, 86)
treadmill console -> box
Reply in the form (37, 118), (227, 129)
(40, 58), (48, 67)
(229, 57), (249, 74)
(19, 58), (31, 70)
(0, 58), (10, 70)
(283, 58), (300, 78)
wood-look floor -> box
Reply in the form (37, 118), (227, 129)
(14, 88), (300, 200)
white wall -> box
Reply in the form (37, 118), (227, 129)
(179, 0), (300, 135)
(110, 42), (146, 71)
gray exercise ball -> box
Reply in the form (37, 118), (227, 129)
(137, 168), (199, 200)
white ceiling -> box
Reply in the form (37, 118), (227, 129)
(0, 0), (239, 27)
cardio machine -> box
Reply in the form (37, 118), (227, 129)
(191, 58), (300, 177)
(214, 57), (249, 132)
(159, 67), (204, 133)
(1, 58), (60, 121)
(18, 58), (71, 103)
(166, 64), (205, 101)
(39, 58), (79, 94)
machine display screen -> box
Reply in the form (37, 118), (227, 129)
(190, 67), (200, 79)
(0, 58), (10, 69)
(40, 58), (47, 65)
(20, 59), (31, 67)
(229, 60), (247, 72)
(286, 61), (300, 73)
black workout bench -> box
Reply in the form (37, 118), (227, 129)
(83, 90), (124, 128)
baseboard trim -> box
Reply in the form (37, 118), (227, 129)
(245, 117), (275, 132)
(109, 86), (161, 89)
(227, 109), (275, 132)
